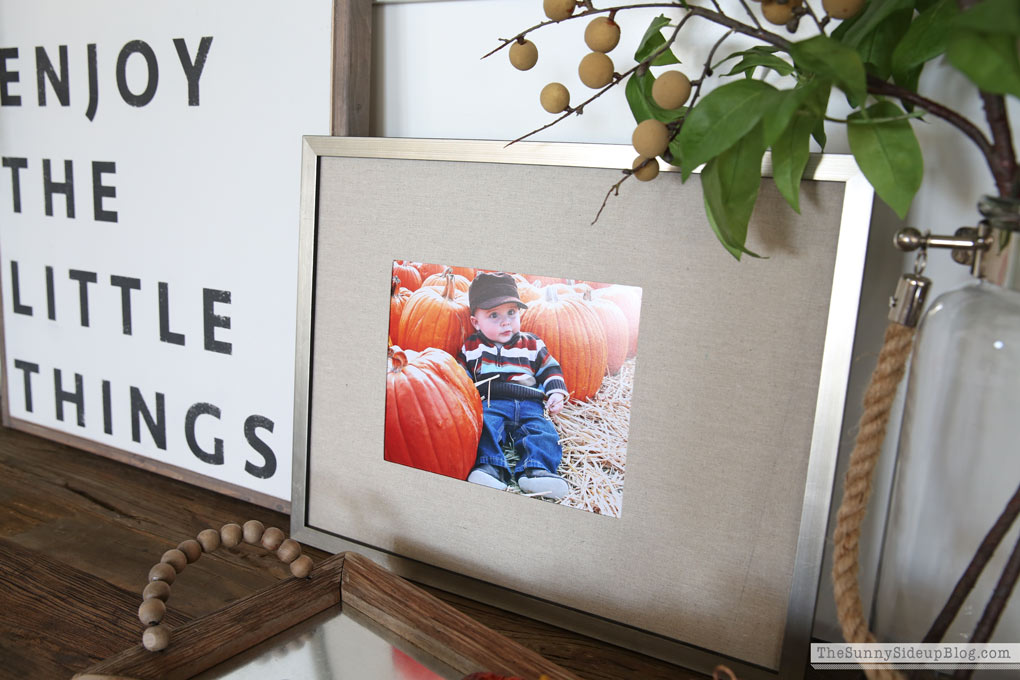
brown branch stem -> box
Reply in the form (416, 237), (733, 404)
(482, 3), (791, 61)
(980, 93), (1019, 198)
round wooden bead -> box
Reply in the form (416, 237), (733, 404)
(289, 555), (313, 579)
(261, 526), (285, 551)
(142, 580), (171, 602)
(276, 538), (301, 564)
(148, 562), (177, 585)
(177, 539), (202, 563)
(220, 522), (243, 548)
(242, 519), (265, 544)
(160, 548), (187, 574)
(142, 624), (171, 652)
(138, 597), (166, 625)
(197, 528), (221, 553)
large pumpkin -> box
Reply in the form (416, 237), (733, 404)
(389, 275), (412, 340)
(582, 289), (629, 375)
(595, 285), (642, 358)
(392, 261), (423, 292)
(397, 270), (473, 357)
(422, 267), (470, 294)
(384, 346), (482, 479)
(522, 286), (607, 401)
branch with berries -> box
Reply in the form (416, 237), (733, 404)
(487, 0), (1019, 258)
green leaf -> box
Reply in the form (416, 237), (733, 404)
(840, 0), (914, 48)
(723, 47), (794, 78)
(771, 108), (818, 213)
(700, 124), (766, 259)
(789, 36), (867, 107)
(762, 79), (830, 147)
(857, 8), (913, 80)
(891, 0), (958, 81)
(678, 79), (778, 179)
(812, 116), (827, 149)
(626, 71), (686, 125)
(634, 15), (680, 66)
(946, 30), (1020, 99)
(847, 101), (923, 218)
(954, 0), (1020, 35)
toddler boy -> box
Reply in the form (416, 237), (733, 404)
(457, 272), (570, 500)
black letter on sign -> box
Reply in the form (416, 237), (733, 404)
(158, 282), (185, 345)
(0, 48), (21, 106)
(85, 44), (98, 121)
(185, 402), (224, 465)
(130, 386), (166, 450)
(45, 265), (56, 320)
(92, 161), (117, 223)
(116, 41), (158, 107)
(110, 275), (141, 335)
(54, 368), (85, 427)
(102, 379), (113, 435)
(10, 260), (32, 316)
(203, 288), (232, 355)
(174, 37), (212, 106)
(2, 157), (28, 213)
(13, 360), (39, 412)
(68, 269), (97, 327)
(43, 159), (74, 218)
(35, 46), (69, 106)
(243, 415), (276, 479)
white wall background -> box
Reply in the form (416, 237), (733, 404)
(370, 0), (1018, 649)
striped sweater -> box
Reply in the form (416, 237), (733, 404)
(457, 331), (569, 402)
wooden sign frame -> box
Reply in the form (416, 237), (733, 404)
(290, 137), (876, 678)
(0, 0), (372, 512)
(74, 551), (578, 679)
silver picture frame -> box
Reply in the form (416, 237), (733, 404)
(291, 136), (875, 679)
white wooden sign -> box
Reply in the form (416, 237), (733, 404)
(0, 0), (337, 505)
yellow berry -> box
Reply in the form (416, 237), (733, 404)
(632, 119), (669, 158)
(540, 82), (570, 113)
(584, 17), (621, 53)
(822, 0), (865, 19)
(543, 0), (575, 21)
(509, 40), (539, 70)
(578, 52), (614, 89)
(632, 156), (660, 182)
(651, 71), (692, 110)
(761, 0), (802, 26)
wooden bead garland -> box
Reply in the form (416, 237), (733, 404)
(139, 520), (314, 652)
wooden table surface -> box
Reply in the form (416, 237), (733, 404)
(0, 425), (703, 680)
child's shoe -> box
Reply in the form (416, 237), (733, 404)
(467, 464), (509, 491)
(517, 468), (568, 500)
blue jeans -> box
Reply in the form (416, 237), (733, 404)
(476, 398), (563, 479)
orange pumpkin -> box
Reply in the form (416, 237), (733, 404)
(582, 290), (628, 375)
(422, 267), (471, 294)
(397, 270), (473, 357)
(416, 262), (445, 278)
(449, 265), (476, 281)
(517, 282), (542, 304)
(384, 346), (482, 479)
(389, 275), (412, 340)
(594, 285), (642, 358)
(522, 287), (607, 401)
(392, 262), (423, 292)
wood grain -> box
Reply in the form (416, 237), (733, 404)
(332, 0), (372, 135)
(75, 554), (346, 679)
(0, 425), (704, 680)
(0, 539), (187, 678)
(342, 551), (580, 680)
